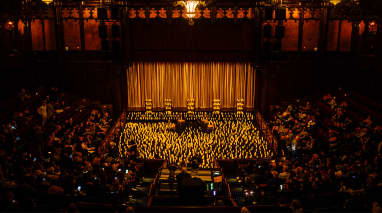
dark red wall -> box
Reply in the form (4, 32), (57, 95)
(127, 20), (255, 61)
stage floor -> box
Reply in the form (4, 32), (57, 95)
(126, 107), (255, 112)
(119, 112), (273, 169)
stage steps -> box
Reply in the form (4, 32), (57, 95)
(150, 168), (225, 206)
(159, 168), (213, 182)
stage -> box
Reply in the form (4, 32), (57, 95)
(121, 61), (266, 168)
(119, 111), (273, 169)
(126, 107), (255, 112)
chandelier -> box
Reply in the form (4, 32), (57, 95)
(183, 1), (200, 18)
(330, 0), (341, 6)
(42, 0), (53, 5)
(176, 1), (205, 25)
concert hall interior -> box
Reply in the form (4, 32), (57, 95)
(1, 0), (382, 212)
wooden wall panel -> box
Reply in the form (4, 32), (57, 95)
(63, 20), (81, 51)
(340, 20), (352, 52)
(85, 20), (101, 50)
(282, 20), (299, 51)
(327, 20), (339, 51)
(31, 20), (43, 51)
(302, 20), (320, 51)
(44, 20), (56, 51)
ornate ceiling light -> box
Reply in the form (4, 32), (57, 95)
(330, 0), (341, 6)
(42, 0), (53, 5)
(176, 1), (205, 24)
(182, 1), (200, 18)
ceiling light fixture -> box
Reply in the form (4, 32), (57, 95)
(42, 0), (53, 5)
(330, 0), (341, 6)
(182, 1), (200, 18)
(176, 1), (205, 25)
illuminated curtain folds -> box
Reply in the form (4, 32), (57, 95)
(127, 62), (255, 109)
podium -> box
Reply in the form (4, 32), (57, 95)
(145, 99), (153, 114)
(213, 99), (221, 114)
(236, 98), (244, 114)
(164, 99), (172, 114)
(201, 119), (214, 132)
(186, 98), (195, 114)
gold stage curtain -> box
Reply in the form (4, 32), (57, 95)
(127, 62), (255, 109)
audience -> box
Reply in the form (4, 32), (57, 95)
(243, 89), (382, 210)
(0, 87), (133, 211)
(1, 87), (381, 212)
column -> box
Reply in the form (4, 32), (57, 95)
(120, 4), (128, 111)
(376, 19), (382, 56)
(41, 19), (46, 51)
(298, 8), (304, 52)
(351, 20), (360, 54)
(255, 7), (263, 62)
(336, 20), (342, 51)
(79, 3), (85, 51)
(255, 65), (264, 112)
(319, 7), (329, 53)
(25, 18), (33, 52)
(120, 66), (127, 112)
(54, 0), (64, 55)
